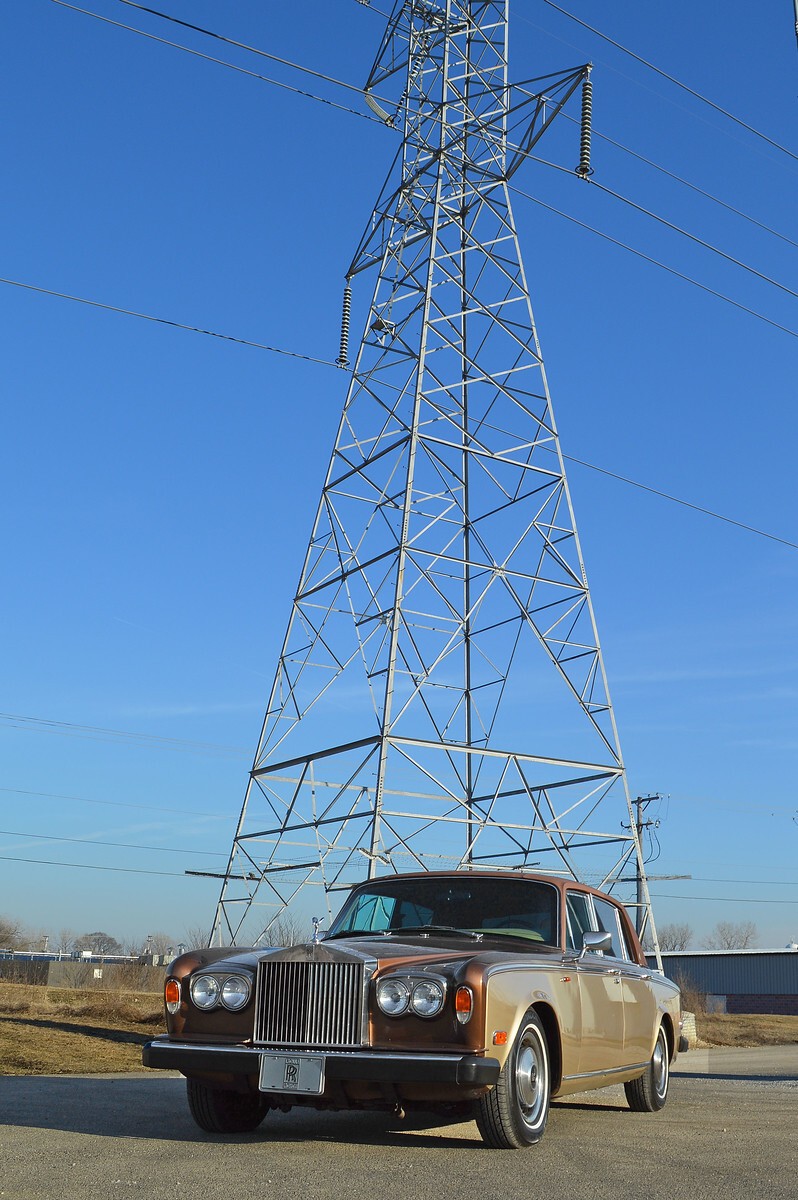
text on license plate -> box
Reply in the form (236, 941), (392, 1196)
(259, 1052), (325, 1095)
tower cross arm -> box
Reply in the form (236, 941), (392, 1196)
(504, 65), (590, 181)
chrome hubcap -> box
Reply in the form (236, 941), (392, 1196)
(652, 1032), (668, 1100)
(515, 1028), (546, 1125)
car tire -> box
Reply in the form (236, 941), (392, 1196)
(624, 1024), (670, 1112)
(475, 1007), (551, 1149)
(186, 1078), (270, 1133)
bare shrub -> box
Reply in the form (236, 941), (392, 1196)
(674, 971), (707, 1016)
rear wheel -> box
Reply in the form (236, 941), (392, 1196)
(186, 1078), (270, 1133)
(624, 1024), (670, 1112)
(475, 1007), (551, 1148)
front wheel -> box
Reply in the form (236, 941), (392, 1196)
(186, 1078), (270, 1133)
(624, 1024), (670, 1112)
(475, 1007), (551, 1148)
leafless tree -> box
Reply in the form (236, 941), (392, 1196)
(0, 915), (25, 950)
(657, 922), (693, 951)
(73, 931), (124, 955)
(56, 928), (76, 954)
(146, 931), (176, 955)
(183, 924), (212, 949)
(268, 913), (314, 947)
(703, 920), (758, 950)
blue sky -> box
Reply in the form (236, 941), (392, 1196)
(2, 0), (796, 950)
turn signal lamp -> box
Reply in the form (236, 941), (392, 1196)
(492, 1030), (508, 1046)
(455, 986), (473, 1024)
(164, 978), (181, 1015)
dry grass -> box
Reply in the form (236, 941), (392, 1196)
(2, 982), (797, 1075)
(0, 982), (164, 1076)
(694, 1012), (798, 1048)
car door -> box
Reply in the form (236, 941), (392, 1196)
(592, 895), (658, 1068)
(566, 891), (625, 1079)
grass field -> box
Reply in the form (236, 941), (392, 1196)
(0, 982), (796, 1076)
(0, 982), (163, 1075)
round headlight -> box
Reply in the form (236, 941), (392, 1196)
(221, 975), (251, 1011)
(376, 977), (410, 1016)
(411, 979), (445, 1018)
(190, 974), (221, 1010)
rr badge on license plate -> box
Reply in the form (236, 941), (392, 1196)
(259, 1053), (325, 1095)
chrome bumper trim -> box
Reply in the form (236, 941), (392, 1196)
(143, 1038), (499, 1088)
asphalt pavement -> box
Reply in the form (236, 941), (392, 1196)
(1, 1046), (796, 1200)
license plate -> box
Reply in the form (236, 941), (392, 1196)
(259, 1052), (325, 1095)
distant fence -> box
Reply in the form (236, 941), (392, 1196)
(0, 956), (167, 991)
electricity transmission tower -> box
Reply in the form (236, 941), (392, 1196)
(212, 0), (659, 957)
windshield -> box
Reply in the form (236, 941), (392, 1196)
(328, 875), (559, 947)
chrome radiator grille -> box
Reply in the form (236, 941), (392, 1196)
(255, 959), (366, 1048)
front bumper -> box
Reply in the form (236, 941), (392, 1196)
(142, 1037), (500, 1089)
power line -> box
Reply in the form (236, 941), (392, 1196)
(6, 262), (797, 553)
(1, 851), (792, 905)
(588, 176), (798, 305)
(510, 185), (798, 345)
(0, 828), (225, 858)
(650, 891), (797, 905)
(523, 155), (798, 308)
(49, 5), (798, 317)
(535, 0), (798, 166)
(0, 785), (230, 819)
(0, 853), (189, 878)
(0, 711), (249, 756)
(113, 0), (377, 100)
(48, 0), (381, 126)
(88, 0), (798, 266)
(562, 113), (798, 254)
(559, 451), (798, 552)
(0, 276), (338, 368)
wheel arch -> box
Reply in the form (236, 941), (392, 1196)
(659, 1010), (675, 1060)
(531, 1001), (562, 1093)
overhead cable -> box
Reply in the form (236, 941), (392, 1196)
(0, 785), (230, 818)
(0, 827), (225, 858)
(6, 265), (798, 553)
(0, 853), (188, 878)
(48, 0), (381, 125)
(0, 710), (249, 755)
(113, 0), (375, 98)
(525, 155), (798, 305)
(509, 185), (798, 345)
(589, 176), (798, 304)
(558, 451), (798, 552)
(562, 113), (798, 254)
(536, 0), (798, 166)
(0, 276), (339, 368)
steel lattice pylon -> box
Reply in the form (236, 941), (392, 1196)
(212, 0), (659, 956)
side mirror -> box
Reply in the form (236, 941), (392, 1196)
(580, 930), (613, 957)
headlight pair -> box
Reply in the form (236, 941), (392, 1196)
(189, 973), (251, 1012)
(375, 975), (445, 1018)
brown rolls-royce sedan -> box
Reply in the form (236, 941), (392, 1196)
(143, 871), (686, 1148)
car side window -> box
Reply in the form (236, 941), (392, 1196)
(593, 896), (630, 960)
(565, 891), (593, 951)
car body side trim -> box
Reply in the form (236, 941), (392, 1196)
(562, 1060), (649, 1083)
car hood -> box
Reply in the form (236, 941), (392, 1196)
(184, 934), (560, 976)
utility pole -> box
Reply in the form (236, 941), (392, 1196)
(212, 1), (659, 951)
(633, 794), (661, 936)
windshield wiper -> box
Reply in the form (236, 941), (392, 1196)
(391, 925), (477, 938)
(326, 924), (483, 940)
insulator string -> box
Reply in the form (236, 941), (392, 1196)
(575, 70), (593, 178)
(336, 281), (353, 368)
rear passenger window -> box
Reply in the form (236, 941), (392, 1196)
(566, 892), (593, 951)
